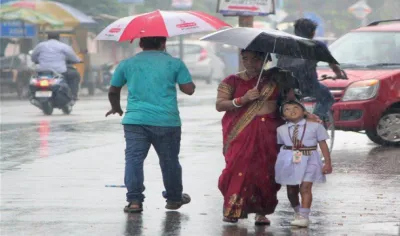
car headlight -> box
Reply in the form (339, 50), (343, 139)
(342, 79), (380, 101)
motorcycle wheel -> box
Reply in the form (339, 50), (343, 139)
(42, 102), (54, 115)
(61, 104), (73, 115)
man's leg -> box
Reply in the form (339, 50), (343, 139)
(313, 83), (335, 121)
(69, 68), (80, 100)
(150, 126), (189, 208)
(124, 125), (151, 209)
(64, 68), (80, 100)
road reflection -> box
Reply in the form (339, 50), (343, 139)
(366, 146), (400, 175)
(161, 211), (188, 236)
(38, 120), (50, 158)
(124, 213), (143, 236)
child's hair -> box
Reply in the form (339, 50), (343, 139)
(280, 100), (306, 117)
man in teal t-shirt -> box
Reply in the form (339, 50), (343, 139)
(105, 37), (196, 213)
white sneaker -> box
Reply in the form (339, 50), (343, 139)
(290, 215), (310, 227)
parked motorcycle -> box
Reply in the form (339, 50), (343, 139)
(96, 62), (116, 92)
(29, 67), (75, 115)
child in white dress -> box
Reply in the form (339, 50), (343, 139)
(275, 100), (333, 227)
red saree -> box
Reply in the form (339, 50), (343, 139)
(218, 71), (283, 219)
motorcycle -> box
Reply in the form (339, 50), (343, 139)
(29, 66), (76, 115)
(96, 62), (116, 92)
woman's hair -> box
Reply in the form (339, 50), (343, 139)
(294, 18), (317, 39)
(240, 49), (272, 61)
(139, 37), (167, 50)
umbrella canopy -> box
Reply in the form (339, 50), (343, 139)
(96, 10), (231, 42)
(200, 27), (339, 64)
(4, 0), (96, 28)
(0, 6), (63, 26)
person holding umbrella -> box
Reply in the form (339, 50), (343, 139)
(215, 49), (319, 225)
(99, 10), (230, 213)
(106, 36), (195, 212)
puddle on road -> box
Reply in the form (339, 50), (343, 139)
(0, 118), (222, 173)
(0, 120), (122, 172)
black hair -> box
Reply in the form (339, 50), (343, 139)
(48, 32), (60, 40)
(280, 100), (306, 116)
(294, 18), (317, 39)
(139, 37), (167, 50)
(240, 49), (272, 61)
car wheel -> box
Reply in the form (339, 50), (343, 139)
(366, 108), (400, 146)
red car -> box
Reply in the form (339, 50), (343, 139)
(316, 19), (400, 146)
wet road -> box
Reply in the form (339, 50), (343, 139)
(1, 85), (399, 236)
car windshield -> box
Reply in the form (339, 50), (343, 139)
(318, 31), (400, 68)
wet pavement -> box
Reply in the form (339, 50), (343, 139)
(1, 84), (399, 236)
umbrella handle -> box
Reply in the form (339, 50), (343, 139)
(255, 38), (277, 89)
(255, 52), (270, 89)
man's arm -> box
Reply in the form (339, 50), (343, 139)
(179, 83), (196, 95)
(106, 86), (123, 115)
(63, 45), (81, 63)
(329, 63), (343, 78)
(320, 41), (343, 78)
(105, 61), (126, 117)
(177, 60), (195, 95)
(31, 44), (41, 64)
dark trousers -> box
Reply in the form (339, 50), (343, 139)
(123, 125), (183, 203)
(62, 67), (80, 99)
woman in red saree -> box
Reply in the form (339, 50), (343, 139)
(216, 49), (298, 225)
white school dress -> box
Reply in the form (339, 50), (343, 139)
(275, 119), (329, 185)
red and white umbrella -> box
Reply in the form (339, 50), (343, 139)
(96, 10), (231, 42)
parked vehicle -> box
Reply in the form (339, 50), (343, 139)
(316, 19), (400, 146)
(29, 66), (75, 115)
(93, 62), (115, 92)
(166, 40), (225, 84)
(0, 54), (33, 99)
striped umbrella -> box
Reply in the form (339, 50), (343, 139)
(4, 0), (96, 28)
(96, 10), (231, 42)
(0, 6), (63, 26)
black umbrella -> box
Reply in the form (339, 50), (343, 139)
(200, 27), (339, 64)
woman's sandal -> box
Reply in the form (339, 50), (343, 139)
(255, 215), (271, 226)
(124, 202), (143, 213)
(223, 216), (239, 223)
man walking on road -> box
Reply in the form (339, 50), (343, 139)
(105, 37), (196, 213)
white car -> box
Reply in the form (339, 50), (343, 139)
(166, 40), (225, 84)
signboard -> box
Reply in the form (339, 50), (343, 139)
(348, 0), (372, 19)
(172, 0), (193, 9)
(218, 0), (275, 16)
(117, 0), (144, 3)
(0, 21), (36, 38)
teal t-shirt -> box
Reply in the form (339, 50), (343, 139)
(111, 50), (192, 127)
